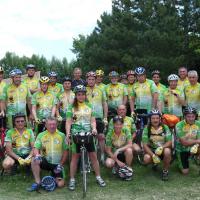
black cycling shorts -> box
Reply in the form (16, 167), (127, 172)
(96, 118), (104, 134)
(117, 152), (126, 163)
(177, 151), (190, 170)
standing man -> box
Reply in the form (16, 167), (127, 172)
(0, 69), (32, 129)
(177, 67), (189, 91)
(71, 67), (86, 90)
(96, 69), (106, 90)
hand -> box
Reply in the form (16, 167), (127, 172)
(131, 112), (135, 118)
(54, 164), (64, 174)
(66, 134), (71, 145)
(116, 160), (125, 168)
(29, 113), (34, 121)
(155, 146), (163, 156)
(152, 154), (161, 164)
(103, 118), (108, 126)
(57, 115), (63, 122)
(25, 155), (32, 165)
(92, 129), (97, 135)
(18, 157), (26, 166)
(190, 144), (199, 154)
(0, 111), (5, 117)
(35, 118), (41, 124)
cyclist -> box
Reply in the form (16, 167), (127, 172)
(96, 69), (106, 90)
(130, 67), (158, 115)
(0, 66), (7, 128)
(184, 70), (200, 116)
(126, 70), (135, 116)
(86, 71), (108, 163)
(105, 71), (128, 119)
(66, 85), (106, 191)
(32, 76), (57, 134)
(48, 71), (64, 97)
(142, 110), (172, 181)
(57, 76), (75, 133)
(177, 67), (189, 91)
(0, 69), (32, 129)
(160, 74), (185, 118)
(71, 67), (86, 90)
(108, 105), (140, 154)
(176, 107), (200, 175)
(29, 117), (68, 191)
(105, 116), (133, 179)
(2, 113), (34, 173)
(23, 64), (40, 94)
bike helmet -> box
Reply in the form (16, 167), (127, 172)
(168, 74), (179, 81)
(26, 64), (36, 70)
(113, 115), (124, 124)
(9, 68), (22, 77)
(0, 66), (4, 72)
(134, 67), (146, 75)
(183, 106), (197, 115)
(40, 76), (50, 83)
(127, 70), (135, 76)
(151, 70), (160, 76)
(109, 71), (119, 77)
(118, 165), (133, 180)
(86, 71), (96, 78)
(96, 69), (104, 76)
(48, 71), (57, 77)
(63, 76), (72, 82)
(74, 85), (87, 93)
(13, 112), (26, 121)
(120, 74), (127, 79)
(149, 109), (161, 117)
(41, 176), (57, 192)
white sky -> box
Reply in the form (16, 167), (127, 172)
(0, 0), (112, 61)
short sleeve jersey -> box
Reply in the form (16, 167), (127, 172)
(5, 128), (35, 156)
(142, 125), (172, 149)
(48, 83), (64, 97)
(176, 120), (200, 152)
(23, 76), (40, 92)
(34, 130), (68, 164)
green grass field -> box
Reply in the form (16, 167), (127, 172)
(0, 160), (200, 200)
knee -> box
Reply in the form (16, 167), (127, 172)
(105, 158), (115, 168)
(89, 152), (97, 161)
(125, 148), (133, 156)
(56, 178), (65, 188)
(163, 148), (171, 157)
(2, 159), (14, 170)
(143, 154), (151, 164)
(132, 144), (141, 153)
(98, 134), (105, 141)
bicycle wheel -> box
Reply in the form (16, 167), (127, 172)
(81, 148), (87, 198)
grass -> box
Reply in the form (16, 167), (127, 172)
(0, 160), (200, 200)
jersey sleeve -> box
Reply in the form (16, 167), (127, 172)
(125, 128), (132, 141)
(130, 118), (136, 133)
(150, 81), (158, 94)
(164, 125), (172, 142)
(31, 93), (37, 105)
(66, 104), (73, 119)
(106, 130), (113, 147)
(175, 122), (184, 139)
(29, 129), (35, 143)
(123, 84), (128, 96)
(5, 130), (12, 143)
(0, 85), (8, 100)
(142, 127), (149, 144)
(34, 133), (43, 149)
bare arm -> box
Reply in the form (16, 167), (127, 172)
(6, 142), (20, 160)
(123, 95), (128, 106)
(143, 143), (154, 157)
(32, 105), (37, 120)
(60, 150), (68, 166)
(103, 101), (108, 119)
(179, 138), (200, 147)
(51, 105), (56, 117)
(152, 92), (158, 109)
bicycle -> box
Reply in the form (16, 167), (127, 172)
(0, 117), (6, 176)
(72, 132), (93, 198)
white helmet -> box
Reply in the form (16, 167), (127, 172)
(118, 165), (133, 180)
(168, 74), (179, 82)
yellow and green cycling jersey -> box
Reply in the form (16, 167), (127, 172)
(48, 83), (64, 97)
(58, 90), (75, 119)
(184, 83), (200, 112)
(96, 83), (106, 91)
(34, 130), (68, 164)
(176, 120), (200, 152)
(105, 83), (128, 110)
(127, 83), (134, 101)
(0, 81), (7, 97)
(23, 76), (40, 93)
(66, 102), (96, 134)
(177, 78), (189, 91)
(31, 90), (57, 120)
(156, 83), (167, 112)
(132, 79), (158, 112)
(86, 86), (107, 119)
(108, 116), (136, 134)
(106, 127), (132, 151)
(0, 83), (31, 116)
(161, 88), (184, 117)
(142, 125), (172, 149)
(5, 128), (35, 156)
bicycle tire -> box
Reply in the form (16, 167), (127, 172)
(81, 148), (87, 198)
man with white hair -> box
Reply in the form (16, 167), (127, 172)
(184, 70), (200, 115)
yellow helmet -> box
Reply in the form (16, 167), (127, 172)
(96, 69), (104, 76)
(0, 66), (4, 73)
(40, 76), (50, 83)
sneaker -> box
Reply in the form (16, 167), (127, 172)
(152, 164), (158, 171)
(96, 177), (106, 187)
(112, 167), (117, 175)
(162, 170), (169, 181)
(68, 179), (75, 191)
(100, 154), (105, 164)
(27, 183), (40, 192)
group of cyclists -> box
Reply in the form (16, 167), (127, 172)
(0, 64), (200, 192)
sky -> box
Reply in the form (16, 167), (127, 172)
(0, 0), (112, 61)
